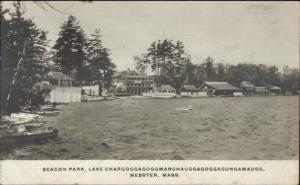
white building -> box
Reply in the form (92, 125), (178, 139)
(41, 71), (81, 103)
(82, 85), (99, 96)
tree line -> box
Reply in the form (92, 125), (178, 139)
(135, 39), (299, 94)
(1, 2), (115, 114)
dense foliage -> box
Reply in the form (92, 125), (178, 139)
(53, 15), (87, 83)
(136, 40), (299, 94)
(86, 29), (116, 95)
(1, 2), (50, 113)
(1, 3), (116, 113)
(136, 39), (192, 90)
(52, 17), (116, 94)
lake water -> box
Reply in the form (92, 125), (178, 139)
(0, 96), (298, 160)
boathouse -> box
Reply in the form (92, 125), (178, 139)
(240, 81), (256, 96)
(255, 87), (270, 96)
(269, 86), (281, 96)
(200, 82), (240, 96)
(41, 72), (81, 103)
(180, 85), (207, 97)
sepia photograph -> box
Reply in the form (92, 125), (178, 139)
(0, 0), (299, 164)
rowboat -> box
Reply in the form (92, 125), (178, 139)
(40, 105), (57, 111)
(2, 113), (41, 125)
(0, 127), (58, 149)
(11, 112), (40, 120)
(24, 123), (44, 131)
(36, 110), (60, 116)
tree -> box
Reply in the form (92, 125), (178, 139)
(188, 64), (206, 88)
(87, 29), (116, 95)
(280, 66), (299, 95)
(203, 56), (216, 81)
(134, 54), (148, 74)
(1, 2), (49, 113)
(267, 66), (280, 86)
(53, 15), (87, 82)
(216, 63), (226, 81)
(139, 39), (190, 91)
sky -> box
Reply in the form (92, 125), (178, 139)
(3, 1), (300, 71)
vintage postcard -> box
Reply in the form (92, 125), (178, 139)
(0, 1), (299, 185)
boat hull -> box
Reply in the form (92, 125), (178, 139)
(37, 111), (60, 116)
(0, 129), (58, 149)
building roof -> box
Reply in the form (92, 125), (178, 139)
(181, 85), (198, 91)
(47, 71), (74, 81)
(240, 81), (255, 88)
(159, 85), (176, 91)
(255, 87), (270, 92)
(269, 86), (281, 90)
(202, 82), (239, 90)
(113, 70), (146, 77)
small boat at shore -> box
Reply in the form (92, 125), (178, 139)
(129, 95), (152, 99)
(40, 105), (57, 111)
(24, 123), (44, 131)
(104, 96), (114, 101)
(85, 96), (105, 102)
(21, 105), (60, 116)
(0, 124), (9, 130)
(176, 105), (192, 111)
(83, 96), (115, 102)
(11, 112), (40, 120)
(0, 127), (58, 149)
(2, 116), (29, 125)
(36, 110), (60, 116)
(2, 112), (41, 125)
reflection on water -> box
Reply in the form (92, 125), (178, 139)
(0, 96), (298, 160)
